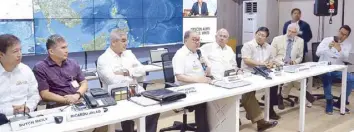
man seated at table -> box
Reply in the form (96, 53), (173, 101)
(0, 34), (40, 116)
(272, 23), (305, 107)
(190, 0), (208, 16)
(172, 30), (210, 132)
(316, 25), (354, 114)
(241, 27), (278, 131)
(96, 29), (160, 132)
(33, 34), (107, 132)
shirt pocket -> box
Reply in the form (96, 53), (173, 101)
(11, 84), (28, 99)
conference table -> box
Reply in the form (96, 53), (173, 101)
(0, 63), (347, 132)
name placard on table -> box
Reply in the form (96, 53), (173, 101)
(67, 108), (104, 122)
(10, 115), (54, 131)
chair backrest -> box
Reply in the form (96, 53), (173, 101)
(161, 52), (176, 83)
(95, 60), (103, 88)
(150, 48), (169, 63)
(311, 42), (321, 62)
(236, 45), (243, 68)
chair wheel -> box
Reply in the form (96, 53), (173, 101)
(290, 102), (295, 107)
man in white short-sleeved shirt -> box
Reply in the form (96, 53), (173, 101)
(0, 34), (40, 116)
(200, 28), (236, 80)
(97, 29), (159, 132)
(172, 30), (211, 132)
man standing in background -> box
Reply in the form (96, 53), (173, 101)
(283, 8), (312, 62)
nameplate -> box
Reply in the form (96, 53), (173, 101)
(295, 66), (310, 72)
(318, 61), (329, 66)
(10, 115), (54, 131)
(66, 108), (104, 122)
(173, 87), (197, 94)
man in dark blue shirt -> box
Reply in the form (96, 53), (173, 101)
(283, 8), (312, 62)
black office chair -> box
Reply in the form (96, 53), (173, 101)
(311, 42), (340, 102)
(159, 52), (197, 132)
(236, 45), (243, 68)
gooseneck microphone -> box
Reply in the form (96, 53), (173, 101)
(196, 49), (207, 71)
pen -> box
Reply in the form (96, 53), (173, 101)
(24, 102), (26, 116)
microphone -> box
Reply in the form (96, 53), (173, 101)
(0, 113), (9, 125)
(196, 49), (207, 71)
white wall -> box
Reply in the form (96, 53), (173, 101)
(278, 0), (343, 51)
(278, 0), (354, 71)
(344, 0), (354, 48)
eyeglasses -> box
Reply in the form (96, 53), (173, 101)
(191, 38), (200, 42)
(256, 33), (267, 38)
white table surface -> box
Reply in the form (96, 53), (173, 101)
(0, 64), (347, 132)
(85, 65), (163, 81)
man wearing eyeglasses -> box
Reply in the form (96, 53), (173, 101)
(271, 23), (311, 109)
(316, 25), (354, 115)
(200, 28), (236, 80)
(172, 30), (211, 132)
(241, 27), (278, 131)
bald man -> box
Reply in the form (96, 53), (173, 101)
(202, 28), (278, 131)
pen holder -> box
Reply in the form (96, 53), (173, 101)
(111, 87), (128, 101)
(274, 65), (283, 76)
(9, 112), (31, 122)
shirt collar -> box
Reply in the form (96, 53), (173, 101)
(45, 57), (67, 67)
(0, 63), (5, 74)
(0, 62), (19, 74)
(181, 45), (195, 55)
(214, 42), (227, 50)
(107, 47), (126, 58)
(252, 39), (267, 49)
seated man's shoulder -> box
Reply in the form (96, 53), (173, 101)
(295, 36), (304, 42)
(33, 60), (48, 71)
(66, 58), (80, 66)
(17, 63), (33, 74)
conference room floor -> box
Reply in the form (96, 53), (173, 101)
(147, 80), (354, 132)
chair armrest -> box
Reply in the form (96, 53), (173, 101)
(138, 81), (155, 90)
(344, 61), (352, 65)
(165, 82), (179, 88)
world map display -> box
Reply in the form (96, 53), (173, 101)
(0, 0), (183, 55)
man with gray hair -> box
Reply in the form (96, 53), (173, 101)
(272, 23), (315, 109)
(97, 29), (160, 132)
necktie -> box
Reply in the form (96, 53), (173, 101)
(284, 39), (293, 64)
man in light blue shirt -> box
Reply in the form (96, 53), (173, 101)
(316, 25), (353, 114)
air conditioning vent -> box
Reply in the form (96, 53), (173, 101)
(252, 2), (257, 13)
(245, 2), (257, 13)
(245, 2), (252, 13)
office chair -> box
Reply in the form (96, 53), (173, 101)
(311, 42), (340, 102)
(159, 52), (197, 132)
(236, 45), (243, 68)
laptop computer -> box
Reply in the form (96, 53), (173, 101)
(150, 49), (168, 67)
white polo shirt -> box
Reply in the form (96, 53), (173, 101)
(0, 63), (40, 116)
(97, 48), (145, 92)
(241, 39), (273, 70)
(316, 37), (352, 65)
(173, 46), (206, 85)
(201, 42), (236, 80)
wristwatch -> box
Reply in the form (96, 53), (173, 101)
(75, 92), (82, 99)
